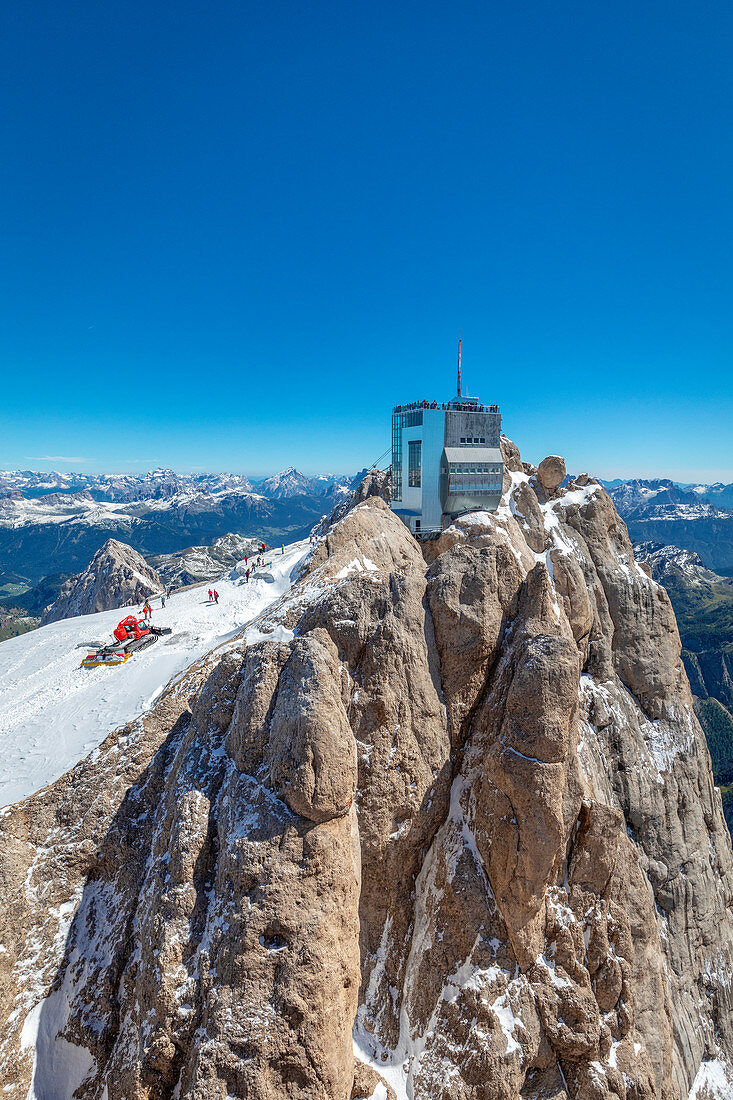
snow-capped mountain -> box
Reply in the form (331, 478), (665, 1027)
(256, 466), (351, 499)
(633, 540), (727, 585)
(0, 468), (255, 502)
(148, 533), (262, 588)
(605, 477), (722, 517)
(0, 467), (353, 583)
(606, 477), (733, 571)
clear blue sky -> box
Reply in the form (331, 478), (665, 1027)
(1, 1), (731, 480)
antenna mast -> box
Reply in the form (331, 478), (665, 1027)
(457, 337), (462, 398)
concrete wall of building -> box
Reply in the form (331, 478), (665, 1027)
(445, 409), (501, 447)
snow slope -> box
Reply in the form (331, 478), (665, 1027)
(0, 540), (309, 807)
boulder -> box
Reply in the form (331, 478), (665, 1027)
(537, 454), (567, 490)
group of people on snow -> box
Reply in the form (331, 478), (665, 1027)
(137, 538), (287, 617)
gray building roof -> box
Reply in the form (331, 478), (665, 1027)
(444, 446), (503, 464)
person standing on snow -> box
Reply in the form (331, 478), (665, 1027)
(208, 589), (213, 602)
(281, 543), (285, 555)
(213, 589), (219, 604)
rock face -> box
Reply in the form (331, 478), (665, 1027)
(312, 467), (391, 537)
(148, 533), (260, 588)
(2, 442), (733, 1099)
(633, 541), (733, 834)
(537, 454), (566, 490)
(41, 538), (163, 624)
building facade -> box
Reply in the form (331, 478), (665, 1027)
(390, 391), (504, 535)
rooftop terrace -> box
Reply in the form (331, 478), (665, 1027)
(393, 399), (500, 414)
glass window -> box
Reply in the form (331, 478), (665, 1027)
(391, 414), (402, 501)
(408, 440), (422, 488)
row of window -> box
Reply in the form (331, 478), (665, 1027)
(459, 437), (486, 444)
(447, 481), (502, 494)
(394, 410), (423, 428)
(442, 464), (501, 475)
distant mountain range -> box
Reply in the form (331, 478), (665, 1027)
(0, 466), (356, 586)
(603, 477), (733, 572)
(0, 466), (351, 503)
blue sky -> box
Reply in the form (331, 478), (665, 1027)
(1, 1), (731, 480)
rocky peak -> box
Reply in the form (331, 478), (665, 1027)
(312, 467), (391, 537)
(147, 533), (260, 588)
(633, 540), (721, 585)
(2, 441), (733, 1098)
(40, 537), (163, 624)
(258, 467), (312, 498)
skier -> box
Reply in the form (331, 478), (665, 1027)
(213, 589), (219, 604)
(208, 589), (213, 602)
(281, 543), (285, 555)
(245, 568), (250, 583)
(161, 595), (166, 608)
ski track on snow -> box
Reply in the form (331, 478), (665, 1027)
(0, 541), (309, 807)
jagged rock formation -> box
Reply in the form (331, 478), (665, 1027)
(633, 541), (733, 708)
(633, 541), (733, 833)
(41, 538), (163, 624)
(312, 467), (391, 537)
(148, 533), (260, 588)
(2, 445), (733, 1099)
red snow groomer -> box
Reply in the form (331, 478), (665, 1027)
(80, 615), (172, 669)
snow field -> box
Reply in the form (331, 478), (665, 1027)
(0, 540), (309, 807)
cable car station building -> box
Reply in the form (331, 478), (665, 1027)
(390, 348), (504, 536)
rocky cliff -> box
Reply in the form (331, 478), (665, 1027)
(41, 538), (163, 624)
(148, 533), (260, 588)
(2, 442), (733, 1099)
(633, 541), (733, 835)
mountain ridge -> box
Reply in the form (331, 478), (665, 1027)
(1, 444), (732, 1097)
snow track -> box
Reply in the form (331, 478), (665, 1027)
(0, 540), (309, 807)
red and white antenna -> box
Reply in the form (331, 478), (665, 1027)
(457, 337), (462, 398)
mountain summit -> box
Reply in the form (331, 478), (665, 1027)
(1, 441), (732, 1098)
(258, 468), (350, 500)
(40, 538), (163, 624)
